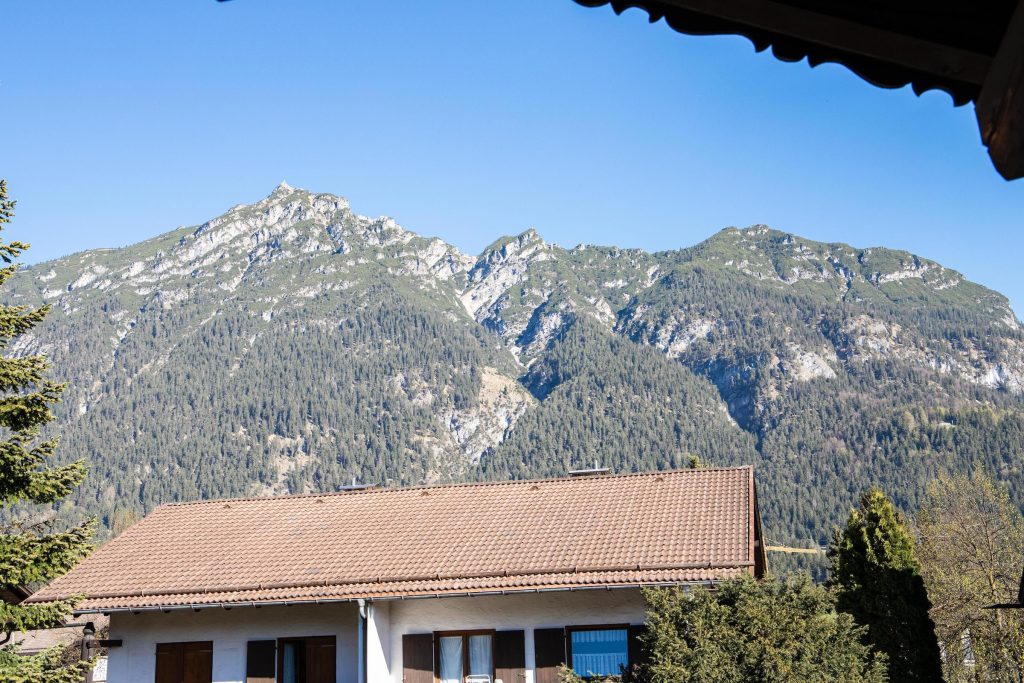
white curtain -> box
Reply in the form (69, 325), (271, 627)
(440, 636), (463, 683)
(571, 629), (628, 677)
(468, 635), (493, 679)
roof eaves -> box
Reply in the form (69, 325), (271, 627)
(71, 580), (721, 616)
(34, 560), (756, 605)
(573, 0), (995, 106)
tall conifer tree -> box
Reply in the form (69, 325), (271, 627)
(828, 487), (943, 682)
(0, 179), (94, 682)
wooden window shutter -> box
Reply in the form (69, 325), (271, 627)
(402, 633), (434, 683)
(246, 640), (276, 683)
(495, 630), (526, 683)
(155, 641), (212, 683)
(155, 643), (184, 683)
(181, 642), (213, 683)
(628, 625), (647, 671)
(533, 628), (566, 683)
(307, 636), (337, 683)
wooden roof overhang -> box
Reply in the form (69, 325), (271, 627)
(574, 0), (1024, 179)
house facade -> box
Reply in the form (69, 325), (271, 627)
(29, 467), (765, 683)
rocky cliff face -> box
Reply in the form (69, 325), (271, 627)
(9, 185), (1024, 544)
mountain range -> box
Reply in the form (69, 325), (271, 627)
(8, 183), (1024, 549)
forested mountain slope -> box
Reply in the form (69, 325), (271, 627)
(8, 184), (1024, 547)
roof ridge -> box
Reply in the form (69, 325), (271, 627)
(160, 465), (754, 508)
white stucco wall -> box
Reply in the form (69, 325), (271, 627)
(103, 589), (646, 683)
(366, 601), (391, 682)
(105, 603), (359, 683)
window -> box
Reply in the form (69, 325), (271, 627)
(568, 627), (629, 679)
(279, 639), (306, 683)
(273, 636), (336, 683)
(155, 641), (212, 683)
(435, 631), (494, 683)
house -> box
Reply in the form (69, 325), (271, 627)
(28, 466), (766, 683)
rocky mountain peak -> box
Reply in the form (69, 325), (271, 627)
(478, 228), (547, 258)
(461, 229), (555, 317)
(686, 224), (983, 298)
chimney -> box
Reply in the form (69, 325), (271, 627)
(568, 459), (611, 477)
(338, 476), (378, 492)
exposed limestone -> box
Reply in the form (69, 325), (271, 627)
(444, 367), (534, 460)
(841, 314), (1024, 393)
(785, 345), (838, 381)
(461, 230), (550, 316)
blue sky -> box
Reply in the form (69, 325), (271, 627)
(3, 0), (1023, 314)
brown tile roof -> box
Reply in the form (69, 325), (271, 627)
(30, 467), (761, 612)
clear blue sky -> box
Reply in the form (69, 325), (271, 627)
(3, 0), (1023, 314)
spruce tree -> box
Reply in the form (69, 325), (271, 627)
(0, 179), (94, 683)
(828, 487), (942, 682)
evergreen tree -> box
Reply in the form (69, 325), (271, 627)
(828, 487), (942, 682)
(631, 574), (887, 683)
(0, 179), (94, 683)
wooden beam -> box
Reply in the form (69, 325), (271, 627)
(976, 0), (1024, 179)
(766, 545), (824, 555)
(650, 0), (992, 86)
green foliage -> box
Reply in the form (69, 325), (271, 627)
(557, 663), (618, 683)
(481, 318), (759, 478)
(0, 180), (93, 682)
(917, 472), (1024, 682)
(0, 646), (93, 683)
(633, 575), (887, 683)
(828, 488), (942, 682)
(0, 599), (79, 635)
(58, 283), (503, 509)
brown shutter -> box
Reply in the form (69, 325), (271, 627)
(156, 642), (212, 683)
(155, 643), (184, 683)
(182, 642), (213, 683)
(534, 628), (566, 683)
(495, 630), (526, 683)
(628, 625), (647, 671)
(307, 636), (337, 683)
(403, 633), (434, 683)
(246, 640), (276, 683)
